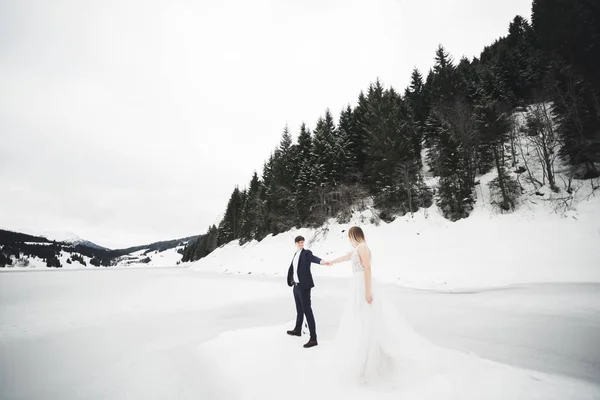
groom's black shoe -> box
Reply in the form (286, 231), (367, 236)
(303, 340), (318, 348)
(286, 330), (301, 337)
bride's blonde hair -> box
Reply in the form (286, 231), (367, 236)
(348, 226), (366, 244)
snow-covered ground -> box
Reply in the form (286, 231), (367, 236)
(0, 268), (598, 399)
(113, 246), (185, 267)
(190, 180), (600, 291)
(190, 106), (600, 291)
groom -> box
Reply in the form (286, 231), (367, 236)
(286, 235), (326, 348)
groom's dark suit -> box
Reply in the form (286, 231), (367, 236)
(287, 249), (322, 341)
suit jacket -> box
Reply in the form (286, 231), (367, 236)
(287, 249), (322, 289)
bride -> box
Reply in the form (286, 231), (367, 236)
(324, 226), (430, 384)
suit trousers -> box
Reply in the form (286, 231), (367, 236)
(293, 284), (317, 341)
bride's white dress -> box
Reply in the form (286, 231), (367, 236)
(329, 245), (432, 385)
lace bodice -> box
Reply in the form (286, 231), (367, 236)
(350, 245), (368, 273)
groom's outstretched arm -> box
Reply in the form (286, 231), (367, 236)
(306, 250), (323, 265)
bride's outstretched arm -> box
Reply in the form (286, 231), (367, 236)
(326, 252), (351, 266)
(358, 245), (373, 303)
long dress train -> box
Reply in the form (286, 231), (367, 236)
(329, 246), (433, 385)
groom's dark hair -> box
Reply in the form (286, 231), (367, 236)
(294, 235), (305, 243)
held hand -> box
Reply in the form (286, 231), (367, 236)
(322, 260), (332, 266)
(365, 292), (373, 304)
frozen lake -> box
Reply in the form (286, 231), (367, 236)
(1, 267), (599, 399)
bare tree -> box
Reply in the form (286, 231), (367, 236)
(516, 132), (543, 189)
(508, 113), (520, 167)
(328, 183), (369, 223)
(526, 102), (560, 191)
(492, 143), (515, 211)
(589, 177), (600, 197)
(396, 160), (420, 214)
(542, 195), (575, 215)
(559, 166), (575, 193)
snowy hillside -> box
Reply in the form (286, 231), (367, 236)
(191, 192), (599, 290)
(113, 246), (186, 267)
(190, 105), (600, 291)
(0, 230), (190, 269)
(1, 246), (186, 270)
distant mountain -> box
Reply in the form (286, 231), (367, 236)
(41, 230), (82, 243)
(0, 228), (201, 269)
(41, 230), (111, 251)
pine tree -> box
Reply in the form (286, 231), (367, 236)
(191, 232), (206, 261)
(455, 57), (480, 103)
(311, 109), (338, 187)
(293, 123), (316, 225)
(295, 161), (314, 225)
(361, 82), (422, 219)
(349, 91), (370, 177)
(533, 0), (600, 94)
(425, 45), (486, 219)
(426, 47), (458, 168)
(296, 123), (313, 161)
(0, 252), (10, 268)
(431, 45), (457, 104)
(199, 225), (219, 258)
(336, 106), (357, 181)
(531, 0), (600, 177)
(181, 238), (196, 262)
(262, 127), (298, 234)
(425, 47), (458, 176)
(552, 72), (600, 177)
(182, 224), (220, 262)
(260, 154), (275, 234)
(217, 187), (245, 245)
(362, 80), (389, 191)
(431, 112), (474, 220)
(331, 112), (352, 185)
(404, 68), (430, 164)
(277, 125), (295, 187)
(207, 225), (219, 252)
(240, 172), (264, 243)
(46, 254), (62, 268)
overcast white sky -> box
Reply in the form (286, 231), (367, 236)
(0, 0), (533, 249)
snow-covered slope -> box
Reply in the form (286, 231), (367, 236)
(2, 248), (96, 270)
(2, 246), (186, 270)
(190, 106), (600, 291)
(190, 189), (599, 290)
(113, 246), (186, 267)
(1, 232), (189, 269)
